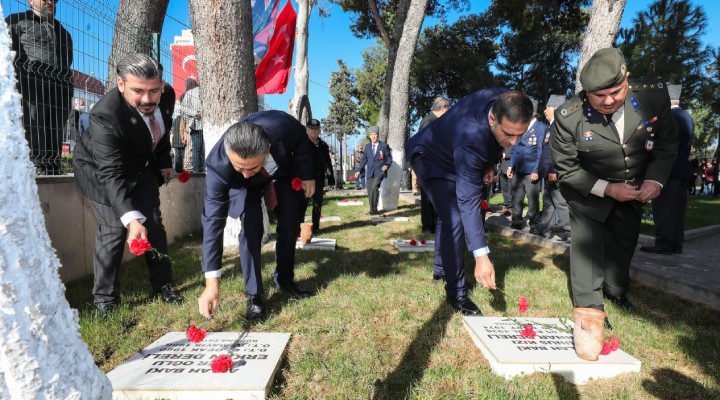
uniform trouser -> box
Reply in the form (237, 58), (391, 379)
(366, 174), (384, 212)
(237, 180), (305, 295)
(301, 179), (325, 230)
(414, 175), (467, 299)
(90, 168), (171, 305)
(511, 173), (541, 229)
(420, 185), (437, 234)
(500, 172), (513, 208)
(569, 201), (640, 307)
(651, 178), (688, 250)
(539, 180), (570, 234)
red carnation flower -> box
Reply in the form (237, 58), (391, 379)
(178, 171), (191, 183)
(129, 238), (153, 256)
(420, 239), (427, 245)
(320, 215), (324, 218)
(211, 354), (234, 373)
(600, 341), (613, 355)
(186, 325), (207, 343)
(291, 177), (303, 191)
(343, 199), (348, 202)
(518, 297), (529, 314)
(481, 199), (490, 211)
(610, 336), (620, 351)
(409, 239), (417, 246)
(520, 324), (536, 339)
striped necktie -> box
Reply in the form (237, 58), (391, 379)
(259, 167), (277, 211)
(149, 113), (162, 150)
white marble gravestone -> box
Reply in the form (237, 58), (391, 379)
(463, 317), (640, 385)
(107, 332), (290, 400)
(305, 215), (341, 222)
(337, 200), (363, 206)
(296, 238), (336, 250)
(370, 216), (409, 222)
(390, 239), (435, 252)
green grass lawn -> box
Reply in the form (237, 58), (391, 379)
(65, 192), (720, 399)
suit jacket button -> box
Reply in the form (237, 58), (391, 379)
(623, 144), (628, 149)
(624, 157), (629, 162)
(625, 169), (630, 173)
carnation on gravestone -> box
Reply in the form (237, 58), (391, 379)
(409, 239), (417, 246)
(518, 297), (529, 314)
(520, 324), (536, 339)
(420, 239), (426, 245)
(211, 354), (234, 373)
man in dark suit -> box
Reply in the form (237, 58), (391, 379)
(507, 101), (548, 233)
(74, 53), (183, 316)
(537, 106), (570, 241)
(197, 111), (316, 321)
(303, 118), (335, 233)
(406, 89), (534, 315)
(640, 85), (694, 255)
(552, 48), (678, 328)
(417, 97), (449, 237)
(498, 144), (514, 215)
(354, 126), (392, 215)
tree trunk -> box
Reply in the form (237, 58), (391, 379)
(0, 19), (112, 399)
(376, 0), (410, 142)
(292, 0), (312, 123)
(575, 0), (626, 93)
(189, 0), (261, 245)
(379, 0), (429, 211)
(107, 0), (171, 89)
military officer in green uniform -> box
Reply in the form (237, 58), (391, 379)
(551, 48), (678, 328)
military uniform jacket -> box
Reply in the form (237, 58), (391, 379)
(551, 80), (678, 222)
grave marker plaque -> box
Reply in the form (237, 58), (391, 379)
(370, 216), (409, 222)
(463, 317), (640, 384)
(391, 239), (435, 252)
(337, 200), (363, 206)
(296, 238), (336, 250)
(107, 332), (290, 399)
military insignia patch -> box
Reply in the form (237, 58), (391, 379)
(561, 109), (568, 116)
(583, 131), (593, 141)
(131, 117), (138, 124)
(620, 64), (626, 75)
(657, 82), (664, 89)
(630, 97), (640, 110)
(645, 139), (655, 151)
(647, 127), (653, 133)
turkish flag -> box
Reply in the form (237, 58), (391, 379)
(255, 1), (296, 95)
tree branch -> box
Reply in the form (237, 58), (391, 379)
(369, 0), (392, 47)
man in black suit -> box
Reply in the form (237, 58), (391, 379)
(354, 126), (392, 214)
(640, 85), (694, 255)
(198, 111), (316, 321)
(303, 118), (335, 233)
(74, 53), (183, 316)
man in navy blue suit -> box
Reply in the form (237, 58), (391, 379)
(640, 85), (694, 255)
(355, 126), (393, 214)
(197, 111), (316, 321)
(407, 89), (534, 315)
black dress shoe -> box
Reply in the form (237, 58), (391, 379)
(275, 281), (315, 298)
(604, 294), (634, 310)
(246, 295), (266, 321)
(529, 228), (540, 235)
(432, 274), (445, 284)
(95, 302), (118, 318)
(673, 244), (682, 254)
(448, 295), (483, 316)
(538, 231), (552, 239)
(604, 316), (613, 330)
(510, 222), (523, 230)
(157, 284), (183, 304)
(639, 245), (672, 255)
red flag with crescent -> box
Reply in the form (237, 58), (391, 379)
(255, 1), (296, 95)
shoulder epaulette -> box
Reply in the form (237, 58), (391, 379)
(628, 80), (666, 91)
(558, 97), (582, 119)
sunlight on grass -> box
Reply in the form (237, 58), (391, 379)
(65, 191), (720, 399)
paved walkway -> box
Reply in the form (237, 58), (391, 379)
(398, 191), (720, 311)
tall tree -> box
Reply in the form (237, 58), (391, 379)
(325, 60), (360, 182)
(188, 0), (259, 245)
(381, 0), (431, 211)
(575, 0), (626, 92)
(616, 0), (711, 106)
(411, 13), (499, 121)
(291, 0), (313, 123)
(107, 0), (171, 88)
(354, 43), (387, 127)
(0, 20), (111, 399)
(490, 0), (590, 102)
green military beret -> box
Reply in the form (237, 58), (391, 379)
(579, 48), (627, 92)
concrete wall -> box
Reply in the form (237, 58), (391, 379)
(36, 174), (205, 283)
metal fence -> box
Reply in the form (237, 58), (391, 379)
(1, 0), (202, 175)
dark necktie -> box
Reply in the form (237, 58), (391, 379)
(148, 113), (162, 150)
(605, 114), (620, 141)
(259, 167), (277, 211)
